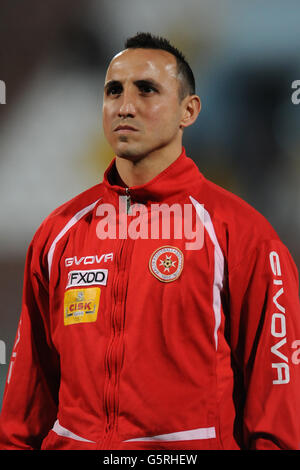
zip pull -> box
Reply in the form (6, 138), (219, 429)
(125, 187), (131, 214)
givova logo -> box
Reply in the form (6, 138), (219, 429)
(0, 340), (5, 364)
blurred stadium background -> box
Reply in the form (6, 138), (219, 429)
(0, 0), (300, 408)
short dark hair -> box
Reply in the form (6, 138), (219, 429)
(124, 32), (195, 100)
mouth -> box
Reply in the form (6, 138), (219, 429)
(114, 125), (138, 133)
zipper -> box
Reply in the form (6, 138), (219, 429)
(125, 187), (131, 214)
(100, 202), (134, 449)
(101, 237), (125, 448)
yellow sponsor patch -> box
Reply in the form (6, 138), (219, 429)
(64, 288), (100, 326)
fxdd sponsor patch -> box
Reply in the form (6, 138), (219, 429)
(66, 269), (108, 288)
(64, 288), (100, 325)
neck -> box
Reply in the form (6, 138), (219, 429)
(115, 141), (183, 188)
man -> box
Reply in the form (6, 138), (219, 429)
(0, 32), (300, 450)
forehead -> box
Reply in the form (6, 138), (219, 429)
(105, 48), (178, 83)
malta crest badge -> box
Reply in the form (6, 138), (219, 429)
(149, 246), (184, 283)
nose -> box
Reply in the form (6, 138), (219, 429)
(118, 87), (136, 118)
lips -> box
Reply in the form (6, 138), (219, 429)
(114, 124), (138, 132)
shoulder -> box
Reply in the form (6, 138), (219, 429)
(190, 175), (280, 268)
(46, 182), (104, 222)
(30, 182), (105, 263)
(193, 174), (278, 236)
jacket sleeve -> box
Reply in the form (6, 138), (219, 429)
(228, 238), (300, 450)
(0, 230), (60, 450)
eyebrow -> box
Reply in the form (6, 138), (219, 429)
(104, 78), (161, 92)
(134, 79), (161, 90)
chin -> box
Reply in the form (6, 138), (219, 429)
(115, 144), (145, 162)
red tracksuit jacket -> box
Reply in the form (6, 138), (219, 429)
(1, 147), (300, 450)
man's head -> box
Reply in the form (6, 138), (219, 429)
(102, 32), (201, 162)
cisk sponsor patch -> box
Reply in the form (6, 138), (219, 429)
(64, 288), (100, 326)
(66, 269), (108, 288)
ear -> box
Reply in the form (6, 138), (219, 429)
(180, 95), (201, 129)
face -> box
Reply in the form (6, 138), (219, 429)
(102, 48), (188, 161)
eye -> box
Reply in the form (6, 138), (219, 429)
(137, 82), (158, 95)
(139, 84), (155, 94)
(106, 84), (122, 96)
